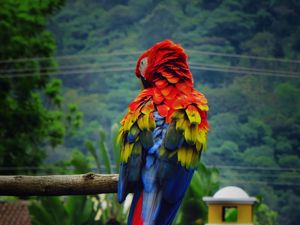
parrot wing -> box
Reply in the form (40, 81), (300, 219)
(153, 90), (209, 224)
(117, 89), (156, 203)
(118, 88), (208, 225)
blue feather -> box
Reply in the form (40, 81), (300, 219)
(142, 187), (162, 223)
(142, 161), (157, 192)
(162, 165), (194, 203)
(156, 120), (164, 126)
(153, 111), (163, 120)
(127, 133), (136, 143)
(128, 154), (142, 182)
(153, 127), (162, 138)
(155, 196), (184, 225)
(117, 163), (128, 203)
(125, 110), (197, 225)
(145, 154), (155, 169)
(149, 139), (162, 155)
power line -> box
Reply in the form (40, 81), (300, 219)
(0, 67), (133, 78)
(220, 179), (300, 187)
(220, 181), (300, 187)
(1, 61), (298, 76)
(0, 166), (75, 171)
(1, 65), (299, 79)
(189, 62), (300, 76)
(1, 49), (300, 65)
(188, 50), (300, 64)
(190, 66), (300, 79)
(219, 174), (300, 181)
(0, 51), (143, 64)
(219, 172), (300, 178)
(206, 165), (300, 172)
(0, 61), (137, 74)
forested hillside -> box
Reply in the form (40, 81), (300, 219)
(47, 1), (300, 225)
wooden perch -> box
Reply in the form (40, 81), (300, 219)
(0, 173), (118, 196)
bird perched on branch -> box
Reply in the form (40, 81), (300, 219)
(117, 40), (209, 225)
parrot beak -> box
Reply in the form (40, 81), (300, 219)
(140, 76), (151, 89)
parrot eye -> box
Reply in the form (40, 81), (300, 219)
(139, 57), (148, 77)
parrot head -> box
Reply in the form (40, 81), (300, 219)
(135, 40), (193, 89)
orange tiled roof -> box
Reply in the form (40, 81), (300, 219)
(0, 201), (31, 225)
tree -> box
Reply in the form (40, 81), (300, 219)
(254, 201), (277, 225)
(0, 0), (78, 173)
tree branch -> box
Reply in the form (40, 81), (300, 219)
(0, 173), (118, 196)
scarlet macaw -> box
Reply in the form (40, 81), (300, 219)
(117, 40), (209, 225)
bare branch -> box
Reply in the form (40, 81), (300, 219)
(0, 173), (118, 196)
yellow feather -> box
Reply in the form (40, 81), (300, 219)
(197, 103), (209, 111)
(197, 130), (207, 150)
(190, 125), (197, 143)
(177, 147), (187, 167)
(184, 126), (197, 144)
(132, 142), (142, 154)
(184, 127), (191, 143)
(175, 119), (185, 130)
(181, 120), (190, 133)
(137, 113), (156, 131)
(159, 146), (166, 157)
(148, 113), (156, 130)
(122, 143), (134, 162)
(120, 144), (126, 162)
(185, 106), (201, 125)
(124, 115), (135, 131)
(144, 114), (152, 130)
(133, 110), (141, 121)
(137, 115), (146, 130)
(185, 148), (193, 166)
(172, 110), (185, 120)
(196, 140), (203, 152)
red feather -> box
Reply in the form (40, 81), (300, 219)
(132, 193), (144, 225)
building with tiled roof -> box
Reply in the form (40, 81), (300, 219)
(0, 201), (31, 225)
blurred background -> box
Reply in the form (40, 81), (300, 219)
(0, 0), (300, 224)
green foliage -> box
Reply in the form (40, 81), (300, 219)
(29, 196), (98, 225)
(84, 126), (127, 224)
(46, 79), (62, 102)
(0, 0), (69, 172)
(70, 150), (90, 173)
(85, 129), (112, 174)
(254, 199), (278, 225)
(277, 190), (300, 225)
(175, 163), (220, 225)
(242, 32), (279, 57)
(224, 207), (238, 222)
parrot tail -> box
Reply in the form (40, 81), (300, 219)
(132, 193), (144, 225)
